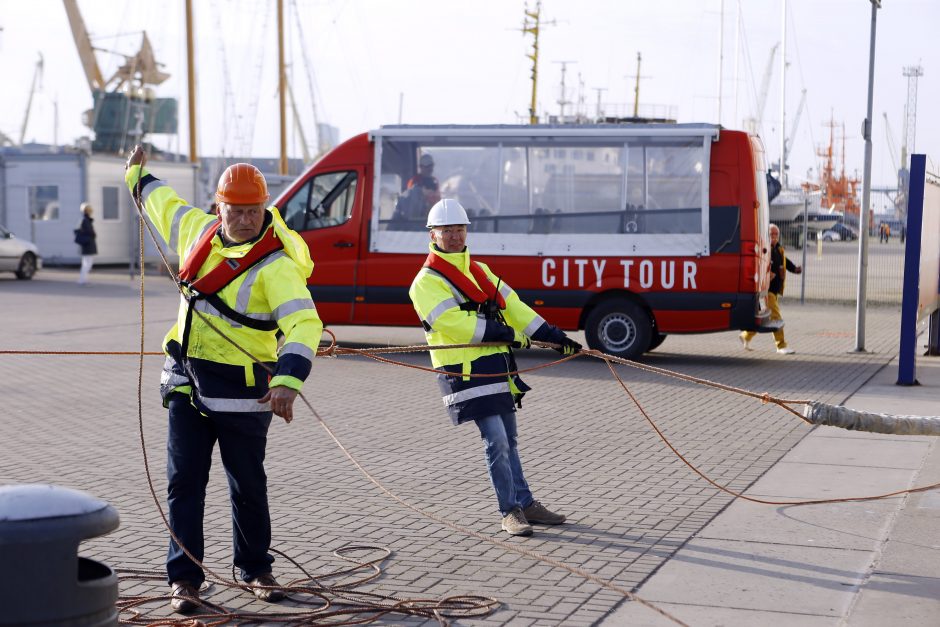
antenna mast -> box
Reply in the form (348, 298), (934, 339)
(900, 64), (923, 170)
(554, 60), (575, 120)
(522, 1), (554, 124)
(631, 52), (642, 117)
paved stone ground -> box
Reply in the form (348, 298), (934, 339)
(0, 268), (905, 625)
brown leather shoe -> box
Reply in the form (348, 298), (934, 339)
(247, 573), (286, 602)
(170, 580), (200, 614)
(522, 500), (566, 525)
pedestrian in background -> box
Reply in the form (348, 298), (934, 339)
(74, 202), (97, 284)
(740, 223), (801, 355)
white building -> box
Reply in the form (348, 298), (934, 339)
(0, 146), (197, 265)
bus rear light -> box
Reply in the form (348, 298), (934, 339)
(721, 302), (732, 309)
(534, 299), (545, 306)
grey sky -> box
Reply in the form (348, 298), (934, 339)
(1, 0), (936, 191)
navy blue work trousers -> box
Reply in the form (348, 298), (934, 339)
(165, 394), (274, 585)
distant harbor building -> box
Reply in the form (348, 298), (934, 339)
(0, 144), (308, 266)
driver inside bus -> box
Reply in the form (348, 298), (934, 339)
(392, 153), (443, 228)
(407, 153), (442, 209)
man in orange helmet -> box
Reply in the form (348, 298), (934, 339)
(125, 146), (323, 613)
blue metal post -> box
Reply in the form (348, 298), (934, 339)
(897, 154), (926, 385)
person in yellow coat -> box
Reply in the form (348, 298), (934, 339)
(409, 198), (581, 537)
(740, 223), (801, 354)
(125, 146), (323, 613)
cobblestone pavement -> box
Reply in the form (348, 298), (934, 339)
(0, 268), (904, 625)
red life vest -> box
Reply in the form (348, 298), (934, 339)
(423, 252), (506, 310)
(179, 220), (283, 295)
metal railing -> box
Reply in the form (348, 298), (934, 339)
(775, 192), (906, 305)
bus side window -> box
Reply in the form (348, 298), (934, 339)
(281, 180), (312, 232)
(281, 171), (357, 232)
(378, 173), (403, 230)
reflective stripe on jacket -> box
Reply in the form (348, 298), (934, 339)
(125, 165), (323, 414)
(409, 243), (564, 424)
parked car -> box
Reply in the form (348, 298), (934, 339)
(822, 222), (858, 242)
(0, 224), (42, 279)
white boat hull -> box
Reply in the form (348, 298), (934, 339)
(771, 190), (839, 231)
(770, 199), (804, 222)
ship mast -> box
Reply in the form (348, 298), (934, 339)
(185, 0), (197, 162)
(522, 2), (541, 124)
(631, 52), (642, 118)
(522, 2), (554, 124)
(778, 0), (787, 187)
(277, 0), (288, 174)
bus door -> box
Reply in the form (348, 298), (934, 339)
(279, 168), (364, 324)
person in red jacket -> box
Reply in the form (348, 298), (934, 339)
(406, 154), (442, 207)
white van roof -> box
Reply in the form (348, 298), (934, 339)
(370, 124), (720, 141)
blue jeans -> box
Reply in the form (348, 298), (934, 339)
(165, 394), (274, 585)
(474, 412), (534, 516)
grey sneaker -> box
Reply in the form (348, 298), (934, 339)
(523, 500), (566, 525)
(501, 507), (533, 536)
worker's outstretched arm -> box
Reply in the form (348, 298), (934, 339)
(124, 145), (215, 251)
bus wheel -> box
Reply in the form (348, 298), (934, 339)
(584, 299), (652, 360)
(647, 333), (667, 352)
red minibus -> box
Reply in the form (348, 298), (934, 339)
(273, 124), (774, 359)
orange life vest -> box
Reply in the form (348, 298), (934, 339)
(423, 252), (506, 310)
(178, 220), (285, 342)
(180, 220), (283, 296)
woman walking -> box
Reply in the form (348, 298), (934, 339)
(75, 202), (97, 284)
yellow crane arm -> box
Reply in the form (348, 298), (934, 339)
(62, 0), (105, 92)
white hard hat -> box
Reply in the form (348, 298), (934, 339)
(426, 198), (470, 228)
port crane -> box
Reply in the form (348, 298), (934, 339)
(61, 0), (177, 153)
(743, 43), (778, 136)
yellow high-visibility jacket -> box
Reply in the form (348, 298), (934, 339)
(409, 243), (566, 424)
(125, 165), (323, 416)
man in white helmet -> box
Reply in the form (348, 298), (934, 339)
(409, 198), (581, 536)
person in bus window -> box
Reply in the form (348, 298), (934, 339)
(393, 153), (442, 228)
(409, 153), (442, 209)
(740, 223), (801, 355)
(409, 198), (582, 537)
(407, 153), (442, 206)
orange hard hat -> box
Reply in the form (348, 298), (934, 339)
(215, 163), (269, 205)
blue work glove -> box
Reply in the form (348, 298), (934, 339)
(554, 336), (582, 356)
